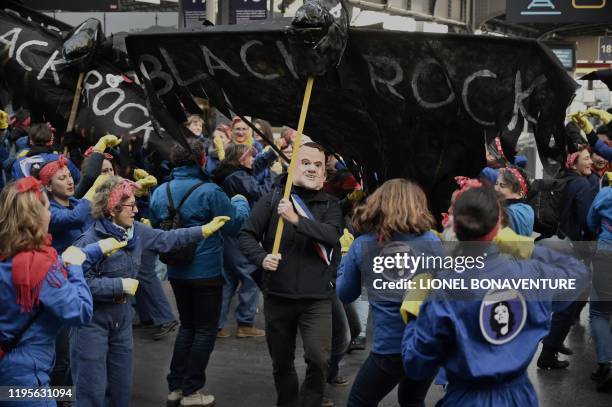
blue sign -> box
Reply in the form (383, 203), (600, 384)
(506, 0), (612, 23)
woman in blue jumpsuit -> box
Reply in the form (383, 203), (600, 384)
(401, 187), (590, 406)
(0, 177), (99, 407)
(337, 179), (440, 407)
(70, 176), (230, 407)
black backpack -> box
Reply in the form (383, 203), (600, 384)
(526, 176), (570, 237)
(158, 181), (205, 266)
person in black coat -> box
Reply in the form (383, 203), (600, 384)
(239, 142), (343, 407)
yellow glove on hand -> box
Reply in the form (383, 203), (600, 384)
(202, 216), (231, 237)
(84, 174), (110, 201)
(493, 227), (535, 259)
(586, 107), (612, 125)
(93, 134), (120, 153)
(140, 218), (151, 227)
(133, 168), (149, 181)
(134, 175), (158, 197)
(98, 238), (127, 256)
(213, 134), (225, 161)
(347, 189), (366, 205)
(570, 112), (594, 135)
(400, 273), (432, 324)
(0, 110), (8, 130)
(121, 278), (139, 296)
(340, 228), (354, 254)
(61, 246), (86, 266)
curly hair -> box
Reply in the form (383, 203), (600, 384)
(0, 182), (49, 258)
(352, 179), (435, 242)
(90, 176), (126, 219)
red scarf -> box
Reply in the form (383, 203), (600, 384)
(10, 235), (65, 313)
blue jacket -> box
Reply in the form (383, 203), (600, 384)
(0, 245), (97, 392)
(74, 220), (204, 301)
(149, 166), (250, 280)
(559, 171), (599, 241)
(11, 152), (81, 184)
(505, 201), (534, 237)
(213, 163), (271, 207)
(49, 197), (93, 254)
(587, 187), (612, 245)
(401, 246), (589, 406)
(337, 231), (441, 354)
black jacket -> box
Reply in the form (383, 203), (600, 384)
(238, 182), (343, 299)
(559, 171), (599, 241)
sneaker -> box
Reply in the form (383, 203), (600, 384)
(180, 392), (215, 406)
(322, 397), (334, 407)
(236, 326), (265, 338)
(347, 336), (366, 353)
(153, 320), (179, 340)
(216, 329), (231, 338)
(327, 375), (350, 387)
(167, 389), (182, 407)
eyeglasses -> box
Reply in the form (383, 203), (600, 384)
(120, 202), (138, 211)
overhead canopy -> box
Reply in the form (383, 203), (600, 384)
(125, 18), (578, 215)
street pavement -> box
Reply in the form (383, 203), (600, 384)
(131, 282), (610, 406)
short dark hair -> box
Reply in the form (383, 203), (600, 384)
(170, 137), (205, 167)
(29, 123), (52, 145)
(302, 142), (326, 154)
(453, 187), (499, 241)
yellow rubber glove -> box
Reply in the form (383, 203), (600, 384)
(0, 110), (8, 130)
(98, 238), (127, 256)
(121, 278), (139, 295)
(61, 246), (86, 266)
(400, 273), (432, 323)
(84, 174), (110, 201)
(133, 168), (149, 181)
(140, 218), (151, 227)
(202, 216), (231, 237)
(347, 189), (366, 205)
(570, 112), (594, 135)
(213, 134), (225, 161)
(586, 107), (612, 125)
(134, 175), (158, 198)
(340, 228), (354, 254)
(493, 227), (535, 259)
(93, 134), (120, 153)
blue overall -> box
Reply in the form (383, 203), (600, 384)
(134, 249), (176, 326)
(402, 246), (590, 407)
(71, 220), (203, 407)
(0, 245), (97, 407)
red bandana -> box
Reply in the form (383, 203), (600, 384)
(38, 156), (68, 185)
(106, 180), (138, 214)
(565, 152), (580, 170)
(501, 167), (528, 197)
(15, 177), (43, 200)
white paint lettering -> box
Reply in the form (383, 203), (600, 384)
(92, 87), (125, 116)
(507, 72), (547, 131)
(159, 47), (207, 86)
(200, 45), (239, 77)
(114, 103), (148, 128)
(462, 70), (497, 126)
(363, 55), (404, 100)
(16, 40), (47, 72)
(0, 27), (22, 58)
(240, 40), (280, 80)
(411, 59), (455, 109)
(36, 49), (61, 85)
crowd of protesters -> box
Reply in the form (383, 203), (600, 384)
(0, 102), (611, 407)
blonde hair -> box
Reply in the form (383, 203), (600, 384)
(90, 176), (126, 219)
(185, 115), (204, 127)
(0, 182), (49, 258)
(352, 179), (435, 242)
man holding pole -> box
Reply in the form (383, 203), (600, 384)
(239, 142), (343, 407)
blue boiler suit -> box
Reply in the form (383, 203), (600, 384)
(0, 245), (97, 407)
(402, 246), (590, 407)
(71, 221), (204, 407)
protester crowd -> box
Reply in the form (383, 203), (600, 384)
(0, 103), (611, 407)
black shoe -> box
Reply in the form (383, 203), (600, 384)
(537, 348), (569, 370)
(327, 375), (350, 387)
(591, 363), (610, 380)
(596, 364), (612, 393)
(557, 345), (574, 356)
(152, 320), (179, 340)
(346, 337), (366, 354)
